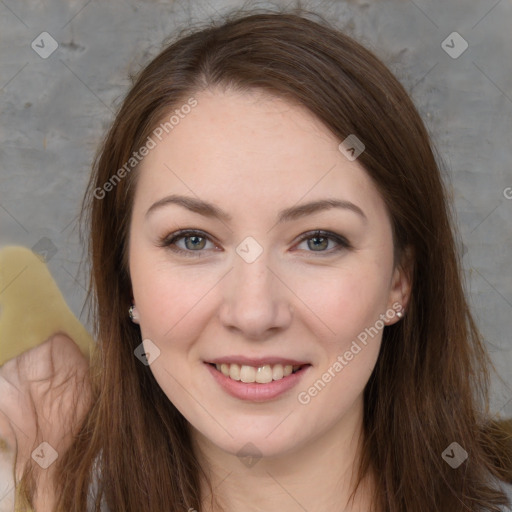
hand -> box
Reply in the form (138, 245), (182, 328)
(0, 332), (91, 508)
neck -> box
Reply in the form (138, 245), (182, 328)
(192, 396), (375, 512)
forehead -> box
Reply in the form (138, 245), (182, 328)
(133, 88), (385, 221)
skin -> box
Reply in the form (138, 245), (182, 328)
(128, 88), (412, 511)
(0, 333), (91, 512)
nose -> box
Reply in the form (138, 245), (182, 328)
(218, 252), (293, 340)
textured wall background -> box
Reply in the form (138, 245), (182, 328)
(1, 0), (511, 422)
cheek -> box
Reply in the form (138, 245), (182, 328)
(130, 255), (219, 343)
(294, 268), (387, 408)
(289, 261), (391, 343)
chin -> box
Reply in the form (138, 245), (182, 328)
(202, 424), (310, 461)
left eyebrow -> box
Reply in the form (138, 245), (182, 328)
(145, 194), (367, 224)
(277, 198), (367, 224)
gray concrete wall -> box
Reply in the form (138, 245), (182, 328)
(1, 0), (511, 416)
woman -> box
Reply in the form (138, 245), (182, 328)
(4, 8), (512, 511)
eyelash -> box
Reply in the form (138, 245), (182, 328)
(157, 229), (351, 258)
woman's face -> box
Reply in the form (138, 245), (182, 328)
(128, 88), (409, 459)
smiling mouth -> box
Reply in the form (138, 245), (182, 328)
(208, 362), (309, 384)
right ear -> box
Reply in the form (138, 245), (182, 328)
(385, 245), (414, 324)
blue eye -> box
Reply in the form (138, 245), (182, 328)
(295, 230), (351, 254)
(158, 230), (216, 257)
(158, 229), (350, 257)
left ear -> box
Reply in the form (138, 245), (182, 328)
(385, 245), (414, 325)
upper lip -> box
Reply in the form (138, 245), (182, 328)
(206, 356), (310, 367)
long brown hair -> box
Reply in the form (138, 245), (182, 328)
(17, 7), (512, 511)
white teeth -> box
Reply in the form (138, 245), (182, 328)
(256, 365), (272, 384)
(229, 363), (241, 381)
(272, 364), (284, 380)
(213, 362), (302, 383)
(240, 365), (256, 383)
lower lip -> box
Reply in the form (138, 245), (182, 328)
(205, 363), (310, 402)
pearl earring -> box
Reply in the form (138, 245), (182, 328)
(129, 304), (139, 324)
